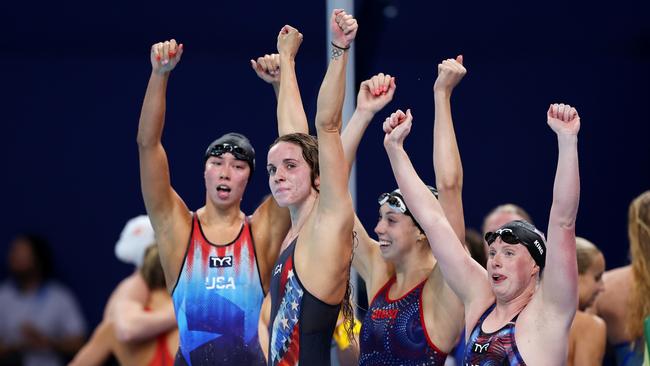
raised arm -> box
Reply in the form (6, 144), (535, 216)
(314, 9), (357, 218)
(382, 109), (490, 304)
(433, 56), (466, 242)
(340, 74), (395, 287)
(276, 26), (309, 135)
(540, 103), (581, 318)
(250, 53), (281, 99)
(342, 74), (395, 175)
(136, 40), (191, 288)
(249, 194), (291, 292)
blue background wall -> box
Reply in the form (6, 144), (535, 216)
(3, 0), (649, 339)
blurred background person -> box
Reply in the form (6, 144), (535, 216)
(69, 245), (178, 366)
(104, 215), (176, 343)
(0, 234), (87, 366)
(596, 191), (650, 366)
(568, 237), (607, 366)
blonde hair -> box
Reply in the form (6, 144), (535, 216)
(627, 191), (650, 339)
(575, 237), (601, 274)
(482, 203), (533, 234)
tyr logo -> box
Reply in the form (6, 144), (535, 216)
(473, 342), (490, 353)
(209, 255), (233, 268)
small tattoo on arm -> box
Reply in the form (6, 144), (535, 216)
(331, 47), (344, 59)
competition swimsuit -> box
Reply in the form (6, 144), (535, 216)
(267, 238), (341, 366)
(359, 276), (447, 365)
(148, 333), (174, 366)
(463, 304), (526, 365)
(171, 214), (266, 365)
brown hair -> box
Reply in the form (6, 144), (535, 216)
(465, 228), (487, 268)
(139, 245), (166, 290)
(575, 237), (602, 274)
(340, 233), (359, 344)
(627, 191), (650, 339)
(271, 133), (319, 191)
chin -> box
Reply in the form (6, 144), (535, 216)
(272, 194), (291, 208)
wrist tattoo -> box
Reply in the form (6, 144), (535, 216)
(331, 47), (344, 59)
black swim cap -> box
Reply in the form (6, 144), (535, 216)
(485, 220), (546, 270)
(204, 133), (255, 178)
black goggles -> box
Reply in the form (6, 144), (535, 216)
(206, 143), (249, 161)
(377, 192), (408, 214)
(485, 228), (521, 245)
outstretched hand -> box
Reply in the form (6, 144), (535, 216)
(357, 73), (396, 114)
(433, 55), (466, 94)
(383, 109), (413, 149)
(150, 39), (183, 75)
(250, 54), (280, 84)
(547, 103), (580, 136)
(277, 25), (303, 59)
(330, 9), (358, 49)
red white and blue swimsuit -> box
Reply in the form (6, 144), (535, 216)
(268, 238), (341, 366)
(359, 276), (447, 365)
(463, 304), (527, 365)
(171, 214), (266, 365)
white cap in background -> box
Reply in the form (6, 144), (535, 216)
(114, 215), (155, 267)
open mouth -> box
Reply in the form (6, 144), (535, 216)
(378, 240), (391, 248)
(492, 274), (507, 284)
(216, 185), (231, 192)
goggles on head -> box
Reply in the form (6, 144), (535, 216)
(485, 228), (521, 245)
(377, 192), (408, 214)
(206, 143), (249, 162)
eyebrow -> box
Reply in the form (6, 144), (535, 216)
(382, 211), (398, 217)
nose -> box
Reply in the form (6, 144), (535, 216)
(218, 166), (231, 180)
(491, 253), (502, 269)
(273, 166), (286, 183)
(374, 219), (386, 236)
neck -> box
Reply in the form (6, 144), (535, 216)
(14, 275), (42, 293)
(287, 189), (318, 236)
(202, 199), (243, 226)
(393, 244), (435, 285)
(494, 280), (536, 317)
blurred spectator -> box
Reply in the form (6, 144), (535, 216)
(0, 234), (86, 366)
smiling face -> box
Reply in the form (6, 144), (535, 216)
(373, 204), (422, 262)
(267, 141), (317, 208)
(487, 238), (539, 302)
(577, 251), (605, 310)
(204, 153), (250, 208)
